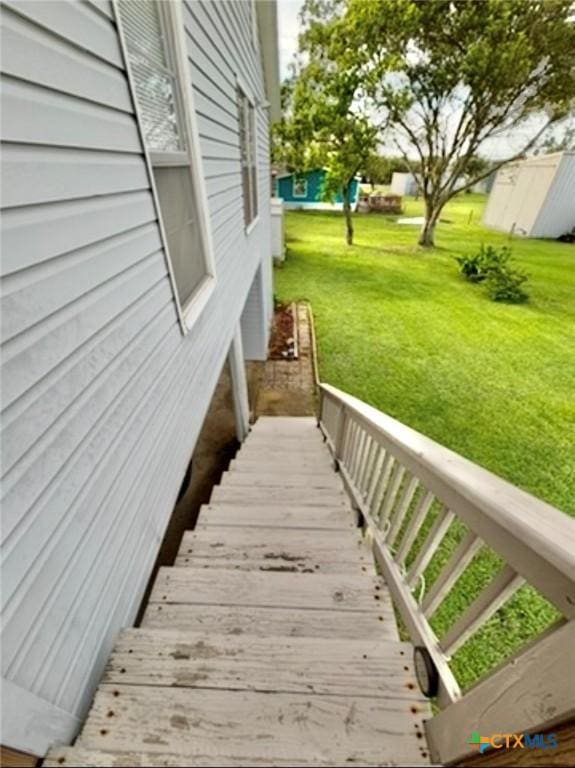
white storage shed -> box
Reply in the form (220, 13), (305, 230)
(391, 172), (419, 196)
(483, 152), (575, 238)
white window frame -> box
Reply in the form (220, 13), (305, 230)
(293, 176), (308, 198)
(237, 76), (259, 234)
(114, 0), (216, 335)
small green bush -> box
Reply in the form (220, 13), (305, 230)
(485, 267), (529, 303)
(456, 244), (511, 282)
(456, 244), (529, 303)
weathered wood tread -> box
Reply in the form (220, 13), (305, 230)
(210, 485), (346, 506)
(195, 503), (356, 530)
(104, 629), (422, 700)
(150, 567), (389, 613)
(78, 686), (430, 765)
(175, 527), (370, 573)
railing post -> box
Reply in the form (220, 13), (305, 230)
(333, 404), (347, 472)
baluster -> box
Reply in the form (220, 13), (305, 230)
(378, 464), (406, 526)
(406, 506), (456, 588)
(365, 446), (386, 509)
(440, 565), (525, 657)
(386, 475), (419, 545)
(395, 489), (435, 566)
(358, 434), (375, 494)
(334, 404), (347, 465)
(342, 419), (356, 467)
(371, 453), (396, 516)
(350, 425), (366, 482)
(422, 531), (483, 617)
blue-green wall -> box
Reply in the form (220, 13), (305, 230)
(278, 169), (359, 205)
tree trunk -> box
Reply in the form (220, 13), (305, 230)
(342, 183), (353, 245)
(418, 199), (441, 247)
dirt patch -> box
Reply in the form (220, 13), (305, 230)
(268, 302), (297, 360)
(255, 302), (317, 417)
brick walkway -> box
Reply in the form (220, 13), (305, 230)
(255, 303), (317, 416)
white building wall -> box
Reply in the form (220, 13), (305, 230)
(0, 0), (273, 755)
(484, 153), (573, 238)
(532, 153), (575, 238)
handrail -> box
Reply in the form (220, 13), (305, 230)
(318, 382), (575, 764)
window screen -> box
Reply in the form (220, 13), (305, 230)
(238, 87), (258, 227)
(119, 0), (210, 313)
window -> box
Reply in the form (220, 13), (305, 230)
(118, 0), (214, 326)
(237, 86), (258, 228)
(293, 176), (307, 198)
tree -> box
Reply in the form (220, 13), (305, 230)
(275, 0), (378, 245)
(345, 0), (575, 246)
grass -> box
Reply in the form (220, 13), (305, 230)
(274, 194), (575, 688)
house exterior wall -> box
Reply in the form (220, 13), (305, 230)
(278, 169), (360, 210)
(483, 153), (573, 238)
(0, 0), (273, 755)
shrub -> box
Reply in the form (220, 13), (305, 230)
(485, 267), (529, 303)
(456, 244), (529, 303)
(456, 244), (511, 283)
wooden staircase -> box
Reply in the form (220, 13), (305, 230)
(44, 417), (431, 767)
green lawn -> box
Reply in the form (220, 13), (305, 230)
(275, 194), (575, 688)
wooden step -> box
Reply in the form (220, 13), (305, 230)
(210, 484), (346, 506)
(174, 527), (371, 573)
(104, 629), (423, 700)
(77, 686), (430, 765)
(228, 458), (336, 474)
(195, 503), (356, 531)
(149, 568), (387, 613)
(221, 471), (340, 490)
(43, 745), (356, 767)
(142, 602), (398, 641)
(251, 416), (318, 434)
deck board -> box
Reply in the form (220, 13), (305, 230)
(141, 602), (398, 641)
(103, 629), (421, 700)
(149, 568), (387, 613)
(78, 686), (430, 765)
(174, 527), (370, 573)
(195, 503), (356, 531)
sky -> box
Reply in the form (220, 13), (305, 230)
(278, 0), (303, 79)
(274, 0), (570, 160)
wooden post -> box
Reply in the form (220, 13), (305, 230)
(333, 404), (347, 471)
(228, 326), (250, 442)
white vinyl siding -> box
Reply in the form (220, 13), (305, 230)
(1, 0), (272, 756)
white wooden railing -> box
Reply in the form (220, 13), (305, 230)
(319, 383), (575, 765)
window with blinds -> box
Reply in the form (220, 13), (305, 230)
(238, 87), (258, 228)
(118, 0), (213, 319)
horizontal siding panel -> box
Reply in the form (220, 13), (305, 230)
(1, 309), (177, 615)
(1, 77), (140, 152)
(202, 157), (239, 180)
(1, 280), (172, 476)
(1, 254), (167, 411)
(84, 0), (114, 21)
(3, 0), (123, 68)
(193, 88), (239, 133)
(0, 7), (132, 112)
(1, 190), (156, 275)
(198, 136), (239, 160)
(1, 145), (148, 208)
(1, 223), (162, 342)
(2, 322), (183, 681)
